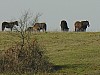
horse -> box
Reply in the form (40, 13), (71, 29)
(25, 26), (40, 33)
(2, 21), (18, 31)
(25, 27), (33, 32)
(33, 23), (47, 32)
(74, 20), (90, 32)
(81, 21), (90, 31)
(74, 21), (82, 32)
(60, 20), (69, 31)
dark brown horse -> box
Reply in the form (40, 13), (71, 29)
(60, 20), (69, 31)
(2, 21), (18, 31)
(74, 20), (90, 32)
(33, 23), (47, 32)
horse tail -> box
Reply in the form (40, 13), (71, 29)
(44, 23), (47, 32)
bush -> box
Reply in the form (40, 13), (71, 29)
(0, 40), (53, 74)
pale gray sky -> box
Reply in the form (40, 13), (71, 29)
(0, 0), (100, 32)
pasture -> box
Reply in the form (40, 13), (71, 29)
(0, 32), (100, 75)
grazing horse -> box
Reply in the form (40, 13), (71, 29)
(25, 27), (33, 32)
(2, 21), (18, 31)
(25, 26), (40, 32)
(74, 20), (90, 32)
(33, 23), (47, 32)
(60, 20), (69, 31)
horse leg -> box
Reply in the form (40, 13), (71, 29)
(42, 29), (45, 32)
(62, 28), (64, 31)
(2, 27), (4, 31)
(44, 28), (46, 32)
(75, 26), (77, 32)
(11, 28), (12, 31)
(75, 28), (79, 32)
(83, 29), (86, 32)
(61, 28), (63, 31)
(44, 27), (46, 32)
(2, 24), (4, 31)
(38, 29), (40, 32)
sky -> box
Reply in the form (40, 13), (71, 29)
(0, 0), (100, 32)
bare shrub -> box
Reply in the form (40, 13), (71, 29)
(0, 40), (53, 74)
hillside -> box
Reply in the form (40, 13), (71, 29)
(0, 32), (100, 75)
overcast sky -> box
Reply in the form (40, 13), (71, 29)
(0, 0), (100, 32)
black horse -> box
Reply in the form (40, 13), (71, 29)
(81, 21), (90, 31)
(60, 20), (69, 31)
(2, 21), (18, 31)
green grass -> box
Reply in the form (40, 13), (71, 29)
(0, 31), (100, 75)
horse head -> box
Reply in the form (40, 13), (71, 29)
(86, 20), (90, 27)
(14, 21), (19, 26)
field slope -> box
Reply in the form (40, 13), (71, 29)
(0, 32), (100, 75)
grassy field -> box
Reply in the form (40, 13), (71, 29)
(0, 31), (100, 75)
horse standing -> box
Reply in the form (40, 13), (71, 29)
(60, 20), (69, 31)
(74, 21), (82, 32)
(25, 27), (33, 32)
(2, 21), (18, 31)
(74, 20), (90, 32)
(33, 23), (47, 32)
(81, 21), (90, 31)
